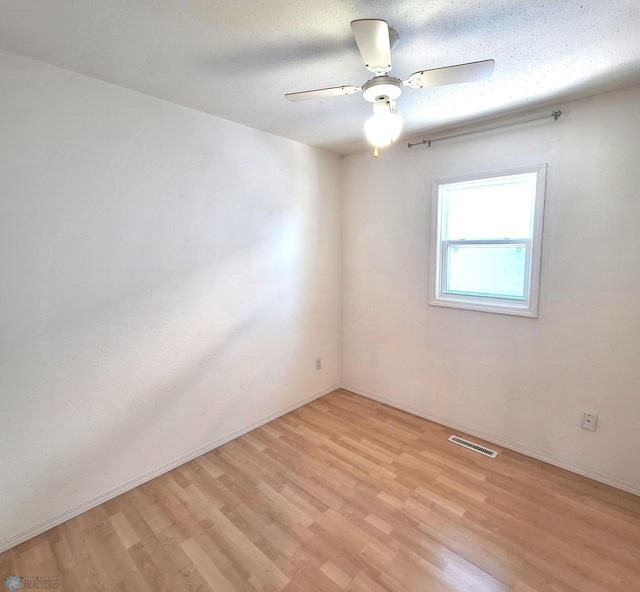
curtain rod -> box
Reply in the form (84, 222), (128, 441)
(407, 110), (562, 149)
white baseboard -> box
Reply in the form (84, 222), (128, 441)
(0, 384), (338, 555)
(341, 383), (640, 497)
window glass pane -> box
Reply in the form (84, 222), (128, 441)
(443, 174), (535, 240)
(446, 244), (527, 299)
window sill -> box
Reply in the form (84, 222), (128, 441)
(429, 295), (538, 318)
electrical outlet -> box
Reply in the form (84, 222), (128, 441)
(315, 358), (322, 371)
(581, 412), (597, 431)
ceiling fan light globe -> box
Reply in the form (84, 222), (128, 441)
(364, 112), (403, 147)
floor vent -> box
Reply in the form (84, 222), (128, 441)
(448, 435), (498, 458)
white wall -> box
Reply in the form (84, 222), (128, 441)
(342, 86), (640, 494)
(0, 50), (342, 549)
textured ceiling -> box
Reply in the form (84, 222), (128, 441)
(1, 0), (639, 154)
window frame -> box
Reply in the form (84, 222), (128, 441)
(429, 164), (547, 317)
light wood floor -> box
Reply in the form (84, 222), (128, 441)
(2, 389), (639, 591)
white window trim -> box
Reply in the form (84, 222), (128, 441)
(429, 164), (547, 318)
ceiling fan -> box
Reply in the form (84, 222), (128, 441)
(285, 19), (495, 151)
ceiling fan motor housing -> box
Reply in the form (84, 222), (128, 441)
(362, 76), (403, 102)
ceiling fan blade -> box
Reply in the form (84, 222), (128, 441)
(403, 59), (495, 89)
(350, 19), (392, 75)
(285, 85), (361, 102)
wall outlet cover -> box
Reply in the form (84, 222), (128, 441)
(581, 412), (597, 431)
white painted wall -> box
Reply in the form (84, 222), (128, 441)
(342, 86), (640, 493)
(0, 50), (341, 548)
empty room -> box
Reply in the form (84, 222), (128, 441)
(1, 1), (639, 591)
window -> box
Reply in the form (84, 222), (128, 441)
(430, 165), (546, 317)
